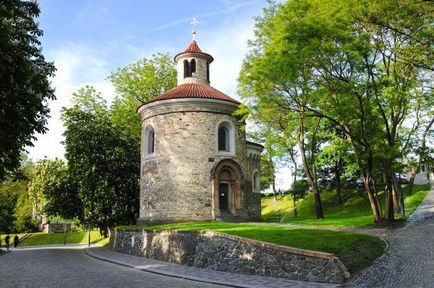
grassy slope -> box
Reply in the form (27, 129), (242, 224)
(0, 233), (26, 247)
(262, 185), (430, 227)
(117, 222), (385, 273)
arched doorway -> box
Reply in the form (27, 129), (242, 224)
(211, 159), (243, 219)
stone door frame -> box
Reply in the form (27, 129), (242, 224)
(211, 159), (243, 219)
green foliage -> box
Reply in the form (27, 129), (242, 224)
(108, 53), (177, 138)
(117, 221), (386, 273)
(0, 184), (18, 233)
(239, 0), (433, 222)
(0, 1), (56, 180)
(0, 160), (36, 233)
(62, 86), (140, 235)
(290, 179), (309, 200)
(28, 158), (82, 221)
(259, 153), (274, 192)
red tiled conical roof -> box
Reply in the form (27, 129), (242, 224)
(183, 40), (203, 53)
(143, 83), (240, 105)
(174, 41), (214, 62)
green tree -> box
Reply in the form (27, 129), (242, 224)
(62, 86), (139, 236)
(0, 184), (18, 234)
(0, 1), (56, 180)
(290, 179), (309, 218)
(0, 159), (36, 233)
(240, 0), (433, 223)
(108, 53), (177, 137)
(28, 158), (81, 222)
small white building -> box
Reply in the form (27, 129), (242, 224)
(407, 163), (433, 185)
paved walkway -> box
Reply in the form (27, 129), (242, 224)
(349, 187), (434, 287)
(86, 248), (336, 288)
(0, 248), (222, 288)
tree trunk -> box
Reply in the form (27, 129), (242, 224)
(272, 174), (278, 208)
(383, 171), (395, 222)
(312, 183), (324, 219)
(371, 178), (383, 218)
(297, 124), (324, 219)
(392, 174), (405, 216)
(363, 174), (382, 223)
(407, 173), (416, 195)
(335, 166), (342, 205)
(292, 163), (297, 218)
(392, 185), (400, 214)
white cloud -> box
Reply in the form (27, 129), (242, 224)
(198, 16), (255, 100)
(26, 44), (115, 161)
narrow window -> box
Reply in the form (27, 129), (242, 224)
(253, 172), (260, 191)
(148, 129), (155, 154)
(206, 62), (210, 82)
(218, 126), (230, 152)
(144, 125), (155, 155)
(190, 59), (196, 76)
(421, 164), (426, 172)
(183, 60), (190, 78)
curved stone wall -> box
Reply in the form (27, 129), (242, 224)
(137, 99), (261, 224)
(110, 229), (350, 284)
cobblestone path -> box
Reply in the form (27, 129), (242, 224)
(349, 188), (434, 288)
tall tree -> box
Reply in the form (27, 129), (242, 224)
(239, 0), (433, 223)
(0, 1), (56, 180)
(62, 86), (140, 236)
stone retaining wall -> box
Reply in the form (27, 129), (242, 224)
(110, 229), (350, 284)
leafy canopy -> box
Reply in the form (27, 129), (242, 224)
(0, 1), (56, 180)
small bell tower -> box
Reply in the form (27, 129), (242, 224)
(174, 17), (214, 86)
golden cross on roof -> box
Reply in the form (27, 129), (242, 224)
(191, 17), (198, 41)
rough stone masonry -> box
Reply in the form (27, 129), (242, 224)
(110, 229), (350, 284)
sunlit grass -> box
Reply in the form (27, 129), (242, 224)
(14, 231), (108, 246)
(262, 185), (430, 227)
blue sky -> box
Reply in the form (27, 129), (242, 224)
(27, 0), (291, 189)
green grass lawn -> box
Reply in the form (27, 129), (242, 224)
(116, 222), (386, 274)
(0, 231), (109, 247)
(0, 233), (26, 247)
(262, 185), (430, 227)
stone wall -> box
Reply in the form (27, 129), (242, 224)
(110, 229), (350, 284)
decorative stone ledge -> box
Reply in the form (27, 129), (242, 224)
(110, 229), (350, 284)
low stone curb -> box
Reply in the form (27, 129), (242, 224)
(85, 247), (338, 288)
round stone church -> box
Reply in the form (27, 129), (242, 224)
(137, 38), (263, 224)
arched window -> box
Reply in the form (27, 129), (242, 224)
(218, 126), (229, 151)
(253, 172), (260, 191)
(421, 164), (426, 172)
(148, 130), (155, 154)
(206, 62), (210, 82)
(190, 59), (196, 76)
(183, 60), (190, 78)
(144, 125), (155, 155)
(217, 121), (234, 153)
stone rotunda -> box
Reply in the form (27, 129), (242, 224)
(137, 35), (263, 224)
